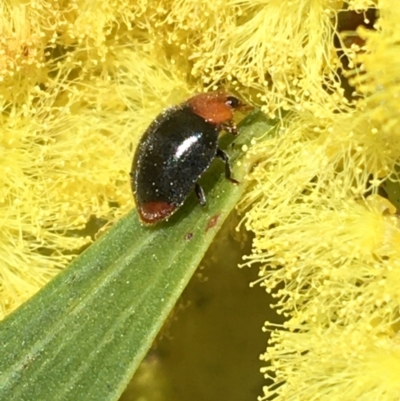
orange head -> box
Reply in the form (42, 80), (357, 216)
(186, 92), (244, 125)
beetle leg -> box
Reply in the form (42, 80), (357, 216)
(195, 183), (207, 206)
(216, 149), (239, 184)
(220, 120), (238, 135)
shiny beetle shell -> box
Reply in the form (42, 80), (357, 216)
(130, 92), (242, 225)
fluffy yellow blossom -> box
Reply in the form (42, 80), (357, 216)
(239, 1), (400, 398)
(131, 0), (352, 117)
(0, 0), (194, 317)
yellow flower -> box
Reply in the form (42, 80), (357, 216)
(0, 1), (193, 317)
(239, 1), (400, 397)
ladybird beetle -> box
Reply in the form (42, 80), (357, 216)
(130, 92), (243, 225)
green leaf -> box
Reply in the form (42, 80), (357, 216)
(0, 111), (276, 401)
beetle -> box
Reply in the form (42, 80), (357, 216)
(130, 91), (243, 225)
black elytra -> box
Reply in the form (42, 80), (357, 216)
(130, 92), (242, 225)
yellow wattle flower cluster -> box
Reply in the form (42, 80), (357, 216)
(239, 3), (400, 398)
(1, 0), (399, 399)
(0, 0), (192, 316)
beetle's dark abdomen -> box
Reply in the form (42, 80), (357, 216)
(132, 106), (219, 222)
